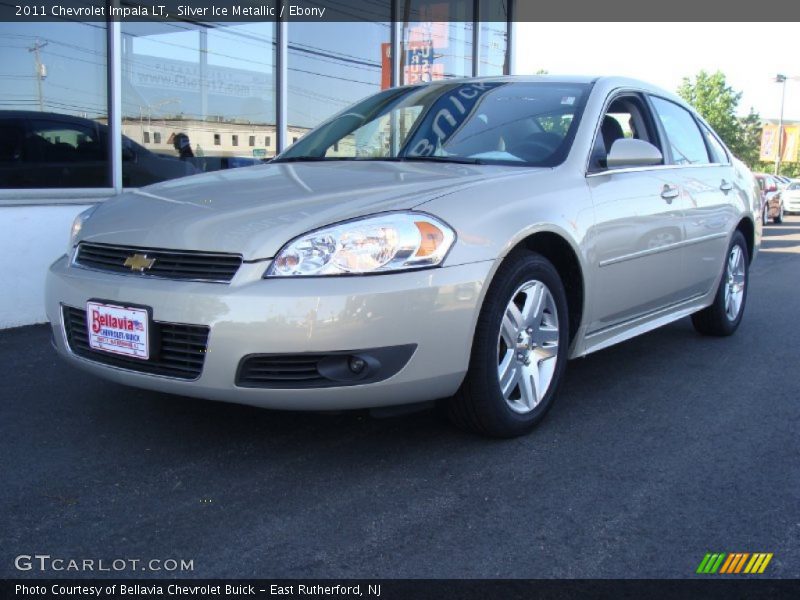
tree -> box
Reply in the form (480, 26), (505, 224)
(737, 108), (763, 167)
(677, 71), (762, 168)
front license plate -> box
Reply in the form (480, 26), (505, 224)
(86, 301), (150, 360)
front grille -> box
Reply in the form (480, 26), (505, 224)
(62, 306), (209, 380)
(237, 355), (328, 388)
(75, 243), (242, 283)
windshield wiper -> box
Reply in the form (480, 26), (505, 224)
(400, 155), (487, 165)
(272, 155), (487, 165)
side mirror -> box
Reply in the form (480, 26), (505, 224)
(606, 138), (663, 169)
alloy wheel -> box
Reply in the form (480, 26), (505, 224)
(496, 280), (560, 414)
(724, 245), (746, 321)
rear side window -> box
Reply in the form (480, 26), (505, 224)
(700, 124), (729, 164)
(650, 96), (710, 165)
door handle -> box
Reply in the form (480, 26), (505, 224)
(720, 179), (733, 193)
(661, 184), (680, 202)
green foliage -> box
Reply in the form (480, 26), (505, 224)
(677, 70), (762, 168)
(758, 162), (800, 178)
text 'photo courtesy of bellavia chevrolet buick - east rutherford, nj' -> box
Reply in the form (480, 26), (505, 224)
(47, 76), (761, 437)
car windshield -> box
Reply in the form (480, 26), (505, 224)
(788, 182), (800, 191)
(275, 81), (592, 167)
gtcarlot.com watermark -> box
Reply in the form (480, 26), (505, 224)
(14, 554), (194, 573)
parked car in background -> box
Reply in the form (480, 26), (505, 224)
(783, 180), (800, 214)
(775, 175), (793, 189)
(754, 173), (784, 224)
(46, 76), (761, 437)
(0, 111), (200, 188)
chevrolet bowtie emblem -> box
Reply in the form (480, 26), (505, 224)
(123, 253), (156, 272)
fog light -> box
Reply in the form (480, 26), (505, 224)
(348, 357), (366, 374)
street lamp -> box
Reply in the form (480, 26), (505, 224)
(774, 74), (786, 176)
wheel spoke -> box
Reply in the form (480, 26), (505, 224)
(498, 350), (519, 398)
(519, 364), (540, 410)
(537, 354), (557, 390)
(500, 313), (518, 347)
(534, 344), (558, 362)
(521, 283), (545, 325)
(731, 290), (742, 317)
(535, 324), (559, 347)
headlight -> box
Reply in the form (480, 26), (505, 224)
(266, 212), (455, 277)
(69, 205), (98, 254)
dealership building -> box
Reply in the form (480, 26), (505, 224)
(0, 1), (514, 328)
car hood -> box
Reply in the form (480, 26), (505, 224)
(79, 161), (532, 260)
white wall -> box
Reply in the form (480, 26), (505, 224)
(0, 204), (91, 329)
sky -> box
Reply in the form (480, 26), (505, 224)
(515, 22), (800, 122)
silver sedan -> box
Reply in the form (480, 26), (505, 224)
(46, 76), (761, 437)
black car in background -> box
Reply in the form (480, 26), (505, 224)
(0, 111), (200, 188)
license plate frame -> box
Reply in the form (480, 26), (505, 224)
(85, 300), (153, 361)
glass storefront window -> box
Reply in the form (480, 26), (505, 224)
(0, 5), (510, 194)
(480, 0), (509, 76)
(0, 22), (109, 188)
(287, 19), (390, 137)
(400, 0), (474, 85)
(120, 21), (276, 186)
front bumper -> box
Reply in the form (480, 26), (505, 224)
(46, 256), (492, 410)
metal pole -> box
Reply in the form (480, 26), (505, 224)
(390, 0), (400, 88)
(775, 74), (786, 176)
(199, 29), (208, 121)
(276, 17), (288, 153)
(108, 11), (122, 192)
(28, 38), (48, 111)
(472, 0), (481, 77)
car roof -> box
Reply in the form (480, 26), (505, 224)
(405, 74), (691, 111)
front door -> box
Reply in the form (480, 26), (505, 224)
(586, 169), (686, 333)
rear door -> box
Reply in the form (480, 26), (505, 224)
(648, 96), (735, 298)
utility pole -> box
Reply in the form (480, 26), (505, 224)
(774, 74), (786, 176)
(28, 38), (48, 112)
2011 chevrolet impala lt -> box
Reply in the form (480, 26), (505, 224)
(46, 76), (761, 437)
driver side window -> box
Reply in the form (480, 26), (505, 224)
(589, 94), (661, 171)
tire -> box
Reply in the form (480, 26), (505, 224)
(774, 203), (784, 224)
(447, 250), (570, 438)
(762, 205), (770, 226)
(691, 230), (749, 337)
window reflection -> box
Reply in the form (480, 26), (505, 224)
(480, 0), (509, 76)
(0, 22), (109, 188)
(288, 19), (390, 138)
(121, 21), (276, 185)
(400, 0), (474, 84)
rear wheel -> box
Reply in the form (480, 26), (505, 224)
(691, 230), (748, 336)
(447, 251), (570, 438)
(774, 203), (784, 224)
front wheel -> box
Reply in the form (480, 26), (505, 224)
(691, 230), (749, 336)
(762, 205), (770, 226)
(447, 251), (570, 437)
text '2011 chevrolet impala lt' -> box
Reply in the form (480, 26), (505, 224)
(46, 76), (761, 437)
